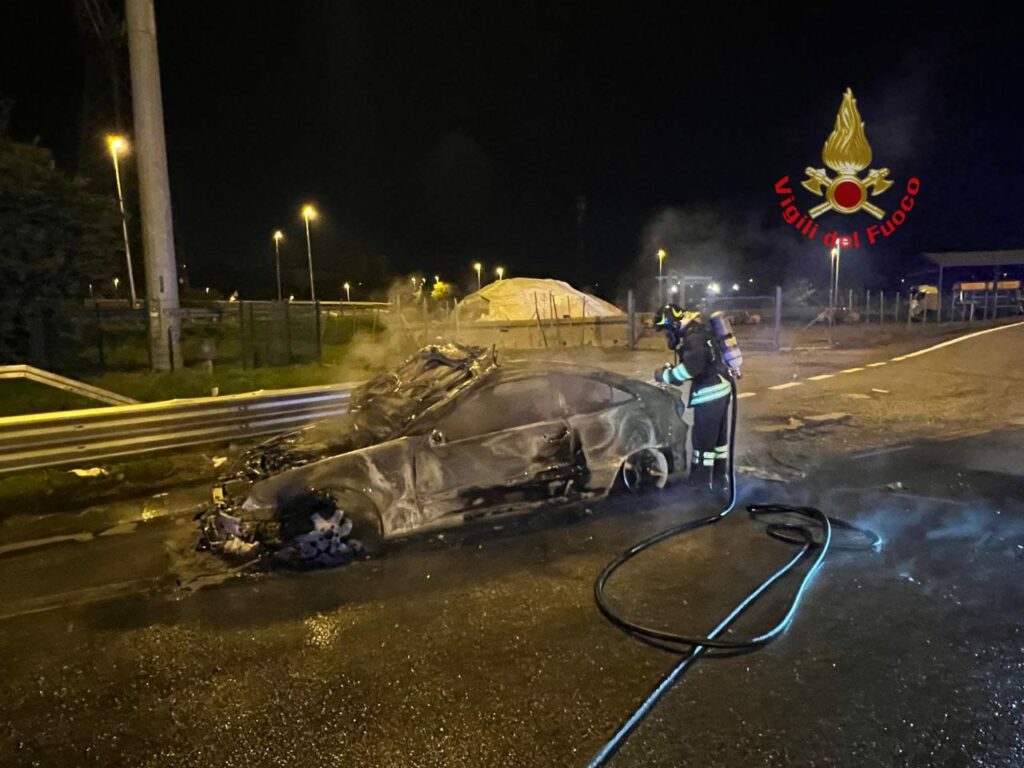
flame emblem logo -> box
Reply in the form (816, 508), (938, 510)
(802, 88), (893, 219)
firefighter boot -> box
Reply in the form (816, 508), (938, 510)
(689, 462), (714, 490)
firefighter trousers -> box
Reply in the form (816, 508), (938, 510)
(690, 392), (731, 488)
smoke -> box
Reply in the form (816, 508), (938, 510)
(862, 48), (942, 168)
(624, 205), (823, 308)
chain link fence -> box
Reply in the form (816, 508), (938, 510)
(3, 300), (388, 376)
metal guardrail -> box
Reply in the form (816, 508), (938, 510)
(0, 384), (357, 474)
(0, 365), (139, 406)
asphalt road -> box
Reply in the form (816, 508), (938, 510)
(1, 323), (1022, 767)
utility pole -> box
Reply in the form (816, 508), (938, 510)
(125, 0), (180, 371)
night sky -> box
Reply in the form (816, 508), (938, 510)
(2, 2), (1020, 301)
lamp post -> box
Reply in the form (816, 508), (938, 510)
(828, 243), (844, 313)
(496, 266), (505, 281)
(301, 205), (318, 301)
(272, 230), (284, 301)
(106, 135), (138, 306)
(657, 248), (667, 304)
(473, 262), (482, 291)
(301, 204), (321, 362)
(343, 282), (351, 302)
(113, 276), (121, 297)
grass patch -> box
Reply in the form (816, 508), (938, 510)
(87, 363), (353, 402)
(0, 380), (104, 417)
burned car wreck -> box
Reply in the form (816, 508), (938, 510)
(198, 343), (688, 568)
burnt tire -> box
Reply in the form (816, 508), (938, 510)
(621, 448), (669, 494)
(276, 490), (380, 568)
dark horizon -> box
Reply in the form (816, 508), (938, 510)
(2, 2), (1021, 301)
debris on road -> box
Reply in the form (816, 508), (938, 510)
(803, 412), (852, 426)
(68, 467), (109, 478)
(754, 417), (805, 432)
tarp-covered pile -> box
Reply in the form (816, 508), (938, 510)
(459, 277), (622, 322)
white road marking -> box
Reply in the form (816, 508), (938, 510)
(889, 320), (1024, 361)
(807, 374), (835, 381)
(840, 367), (865, 373)
(852, 445), (913, 459)
(737, 392), (757, 399)
(866, 362), (887, 367)
(0, 533), (93, 556)
(769, 382), (803, 390)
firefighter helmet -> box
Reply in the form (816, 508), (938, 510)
(654, 304), (700, 350)
(654, 304), (700, 329)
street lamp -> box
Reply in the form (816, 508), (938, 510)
(113, 276), (120, 297)
(106, 135), (138, 306)
(301, 204), (322, 361)
(473, 262), (482, 291)
(657, 248), (667, 303)
(301, 205), (318, 301)
(496, 266), (505, 280)
(272, 230), (284, 301)
(343, 281), (351, 302)
(828, 244), (844, 313)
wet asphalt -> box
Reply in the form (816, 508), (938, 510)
(1, 327), (1023, 767)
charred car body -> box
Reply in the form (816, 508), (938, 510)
(199, 343), (688, 567)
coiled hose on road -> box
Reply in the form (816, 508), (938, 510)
(588, 374), (881, 767)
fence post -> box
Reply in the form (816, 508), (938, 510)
(627, 290), (636, 350)
(774, 285), (782, 349)
(239, 300), (247, 369)
(94, 302), (106, 370)
(880, 291), (885, 325)
(866, 289), (871, 323)
(315, 300), (323, 363)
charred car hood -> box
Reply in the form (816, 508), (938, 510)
(238, 342), (498, 479)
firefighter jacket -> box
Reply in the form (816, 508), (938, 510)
(662, 323), (731, 406)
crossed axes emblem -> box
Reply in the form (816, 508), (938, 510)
(801, 167), (893, 220)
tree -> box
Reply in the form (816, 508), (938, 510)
(0, 130), (120, 362)
(430, 279), (454, 303)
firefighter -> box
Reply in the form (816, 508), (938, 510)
(653, 304), (732, 490)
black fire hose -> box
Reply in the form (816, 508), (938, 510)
(588, 374), (880, 766)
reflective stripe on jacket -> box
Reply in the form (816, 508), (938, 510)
(690, 374), (731, 406)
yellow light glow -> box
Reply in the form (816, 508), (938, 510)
(496, 266), (505, 279)
(301, 204), (318, 221)
(106, 135), (128, 155)
(473, 262), (482, 271)
(273, 230), (284, 242)
(343, 282), (350, 290)
(657, 248), (667, 261)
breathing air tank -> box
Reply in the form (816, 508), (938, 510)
(709, 311), (743, 377)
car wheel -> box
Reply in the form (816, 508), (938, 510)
(621, 448), (669, 493)
(275, 489), (380, 568)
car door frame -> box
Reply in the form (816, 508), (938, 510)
(408, 373), (580, 524)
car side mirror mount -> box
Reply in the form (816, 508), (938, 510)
(429, 429), (446, 447)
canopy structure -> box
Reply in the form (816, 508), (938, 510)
(922, 251), (1024, 317)
(924, 250), (1024, 269)
(458, 277), (622, 322)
